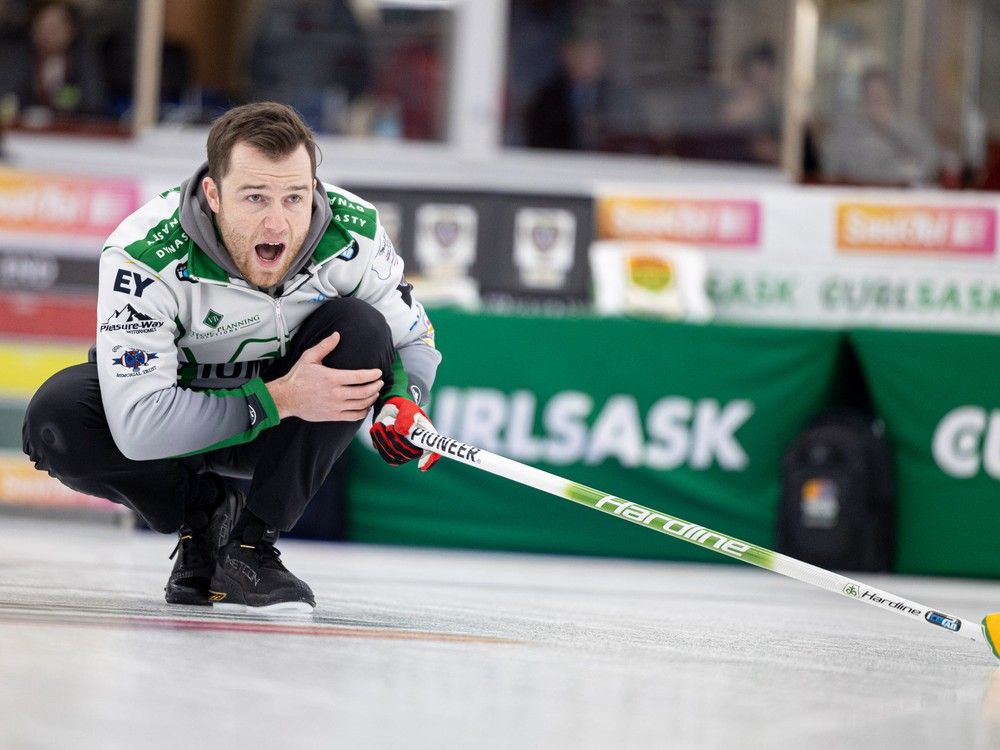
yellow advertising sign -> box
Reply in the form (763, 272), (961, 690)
(0, 341), (83, 400)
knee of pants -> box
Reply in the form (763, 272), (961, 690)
(22, 365), (100, 478)
(320, 298), (395, 372)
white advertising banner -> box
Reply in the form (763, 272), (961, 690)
(594, 185), (1000, 331)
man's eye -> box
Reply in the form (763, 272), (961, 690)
(286, 195), (302, 204)
(246, 194), (262, 203)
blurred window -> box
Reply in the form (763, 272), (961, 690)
(972, 0), (1000, 190)
(810, 0), (968, 188)
(0, 0), (136, 135)
(160, 0), (453, 141)
(505, 0), (789, 166)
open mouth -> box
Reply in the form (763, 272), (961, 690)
(255, 242), (286, 265)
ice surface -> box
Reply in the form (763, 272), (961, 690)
(1, 516), (999, 750)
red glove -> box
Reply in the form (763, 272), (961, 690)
(369, 396), (441, 471)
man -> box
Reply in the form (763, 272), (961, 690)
(719, 43), (782, 164)
(22, 102), (441, 613)
(822, 66), (939, 186)
(524, 28), (642, 152)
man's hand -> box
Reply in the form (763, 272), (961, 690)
(369, 396), (440, 471)
(266, 332), (383, 421)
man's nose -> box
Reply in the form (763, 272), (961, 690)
(262, 203), (285, 231)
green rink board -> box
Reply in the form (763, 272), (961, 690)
(346, 310), (843, 562)
(851, 328), (1000, 578)
(0, 402), (26, 451)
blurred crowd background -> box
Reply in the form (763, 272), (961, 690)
(0, 0), (998, 189)
(3, 0), (1000, 577)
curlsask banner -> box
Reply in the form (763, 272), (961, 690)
(851, 329), (1000, 578)
(347, 309), (842, 562)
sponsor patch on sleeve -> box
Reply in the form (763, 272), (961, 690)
(100, 305), (165, 334)
(247, 393), (265, 428)
(110, 346), (159, 378)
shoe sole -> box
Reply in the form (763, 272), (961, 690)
(165, 595), (212, 606)
(212, 601), (315, 615)
(164, 585), (211, 606)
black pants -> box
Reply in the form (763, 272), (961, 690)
(22, 298), (395, 534)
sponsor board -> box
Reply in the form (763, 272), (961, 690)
(0, 251), (99, 291)
(705, 261), (1000, 331)
(415, 203), (478, 278)
(427, 387), (754, 471)
(0, 340), (86, 400)
(0, 291), (97, 340)
(628, 255), (674, 292)
(850, 328), (1000, 575)
(346, 307), (838, 561)
(591, 241), (712, 319)
(819, 275), (1000, 317)
(596, 196), (761, 247)
(0, 168), (141, 237)
(513, 207), (576, 290)
(0, 253), (58, 290)
(932, 406), (1000, 479)
(706, 270), (798, 312)
(0, 450), (125, 513)
(836, 203), (996, 256)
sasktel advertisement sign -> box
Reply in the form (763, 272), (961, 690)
(0, 168), (141, 238)
(836, 203), (997, 256)
(596, 195), (761, 247)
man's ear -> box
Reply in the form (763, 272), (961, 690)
(202, 176), (221, 213)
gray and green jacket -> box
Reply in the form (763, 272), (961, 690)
(96, 164), (440, 461)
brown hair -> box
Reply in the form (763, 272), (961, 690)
(206, 102), (317, 187)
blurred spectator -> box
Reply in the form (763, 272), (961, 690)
(0, 0), (26, 132)
(719, 42), (782, 164)
(503, 0), (569, 146)
(524, 27), (642, 151)
(246, 0), (373, 133)
(0, 0), (106, 124)
(822, 67), (939, 186)
(370, 38), (443, 140)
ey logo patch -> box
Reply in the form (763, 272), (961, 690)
(203, 309), (224, 328)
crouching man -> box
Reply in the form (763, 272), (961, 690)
(23, 102), (441, 612)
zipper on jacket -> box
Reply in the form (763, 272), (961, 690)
(274, 297), (287, 356)
(186, 241), (351, 357)
(189, 276), (289, 356)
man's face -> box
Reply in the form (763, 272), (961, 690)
(563, 39), (605, 83)
(32, 5), (75, 56)
(862, 78), (895, 129)
(202, 142), (315, 288)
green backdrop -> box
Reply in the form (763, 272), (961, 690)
(346, 310), (843, 562)
(852, 329), (1000, 577)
